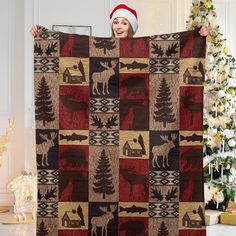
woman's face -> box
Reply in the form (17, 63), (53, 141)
(112, 17), (130, 38)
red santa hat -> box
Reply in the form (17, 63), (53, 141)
(110, 4), (138, 34)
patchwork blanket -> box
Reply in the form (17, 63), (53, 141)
(34, 29), (206, 236)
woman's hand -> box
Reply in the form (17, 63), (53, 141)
(198, 26), (208, 36)
(30, 25), (45, 37)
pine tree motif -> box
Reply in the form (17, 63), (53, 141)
(93, 149), (115, 199)
(138, 134), (146, 155)
(198, 205), (205, 225)
(93, 38), (116, 54)
(35, 76), (55, 126)
(153, 78), (176, 127)
(78, 60), (86, 82)
(157, 221), (169, 236)
(198, 61), (204, 77)
(77, 205), (85, 226)
(37, 220), (49, 236)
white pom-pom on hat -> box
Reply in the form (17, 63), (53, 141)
(110, 4), (138, 34)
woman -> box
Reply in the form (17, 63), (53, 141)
(109, 4), (138, 38)
(30, 4), (208, 38)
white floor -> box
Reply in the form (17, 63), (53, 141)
(0, 211), (236, 236)
(206, 224), (236, 236)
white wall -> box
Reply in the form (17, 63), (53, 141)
(214, 0), (236, 58)
(131, 0), (236, 57)
(1, 0), (236, 206)
(0, 0), (25, 205)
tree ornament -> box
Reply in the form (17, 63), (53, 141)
(226, 163), (231, 170)
(208, 128), (217, 136)
(223, 47), (228, 54)
(228, 139), (236, 148)
(192, 5), (200, 14)
(230, 167), (236, 176)
(228, 88), (235, 96)
(208, 54), (215, 63)
(229, 175), (234, 183)
(222, 129), (234, 139)
(217, 90), (225, 98)
(204, 1), (212, 9)
(214, 191), (224, 209)
(217, 105), (224, 113)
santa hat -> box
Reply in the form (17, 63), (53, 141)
(110, 4), (138, 34)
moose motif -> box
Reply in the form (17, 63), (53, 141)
(36, 132), (57, 166)
(152, 133), (178, 168)
(120, 167), (148, 196)
(181, 94), (202, 125)
(91, 205), (117, 236)
(60, 94), (87, 124)
(91, 60), (118, 95)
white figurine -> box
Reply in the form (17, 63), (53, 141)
(8, 172), (37, 222)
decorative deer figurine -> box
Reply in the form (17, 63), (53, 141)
(91, 60), (118, 95)
(152, 133), (178, 168)
(120, 167), (148, 196)
(0, 119), (15, 167)
(36, 132), (57, 166)
(60, 94), (87, 124)
(8, 172), (37, 222)
(91, 205), (117, 236)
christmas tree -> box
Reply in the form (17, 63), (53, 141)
(186, 0), (236, 206)
(154, 78), (176, 128)
(93, 149), (115, 199)
(35, 76), (55, 126)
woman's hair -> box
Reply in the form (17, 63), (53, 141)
(128, 26), (134, 38)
